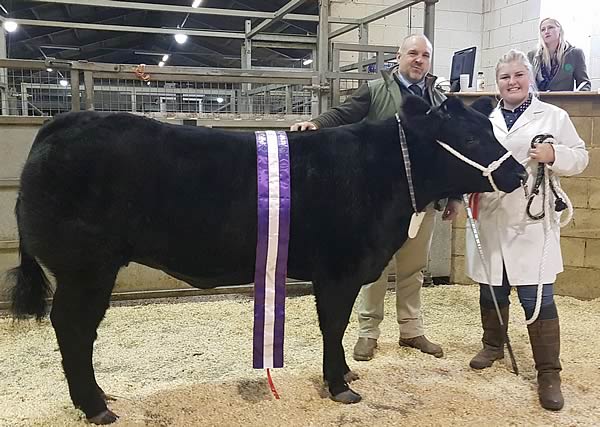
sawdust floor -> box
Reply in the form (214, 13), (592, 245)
(1, 285), (599, 427)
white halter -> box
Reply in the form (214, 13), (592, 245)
(435, 140), (514, 192)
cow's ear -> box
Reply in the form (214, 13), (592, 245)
(401, 94), (430, 117)
(441, 96), (466, 113)
(470, 96), (495, 117)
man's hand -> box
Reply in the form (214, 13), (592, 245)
(529, 142), (555, 164)
(290, 121), (317, 132)
(442, 199), (462, 221)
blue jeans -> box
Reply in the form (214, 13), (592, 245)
(479, 266), (557, 320)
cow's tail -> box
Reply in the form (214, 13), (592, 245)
(7, 198), (52, 320)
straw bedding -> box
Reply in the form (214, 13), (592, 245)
(1, 285), (599, 426)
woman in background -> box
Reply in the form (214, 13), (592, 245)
(528, 17), (590, 91)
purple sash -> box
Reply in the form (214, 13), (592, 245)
(253, 130), (290, 369)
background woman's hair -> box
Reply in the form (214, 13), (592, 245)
(534, 17), (568, 72)
(495, 49), (538, 95)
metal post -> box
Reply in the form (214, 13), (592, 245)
(424, 0), (438, 69)
(0, 30), (8, 115)
(70, 70), (80, 111)
(285, 85), (293, 115)
(358, 23), (369, 73)
(317, 0), (329, 114)
(20, 82), (28, 116)
(331, 46), (340, 107)
(83, 70), (94, 110)
(242, 20), (253, 115)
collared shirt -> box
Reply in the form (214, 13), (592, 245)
(396, 71), (426, 93)
(501, 95), (532, 130)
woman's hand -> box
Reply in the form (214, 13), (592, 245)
(529, 142), (555, 164)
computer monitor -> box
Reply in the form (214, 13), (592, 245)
(450, 46), (476, 92)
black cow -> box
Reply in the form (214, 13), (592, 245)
(8, 95), (525, 424)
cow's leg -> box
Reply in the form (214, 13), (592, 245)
(50, 269), (119, 424)
(313, 281), (362, 404)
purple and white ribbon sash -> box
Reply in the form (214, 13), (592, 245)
(253, 130), (290, 369)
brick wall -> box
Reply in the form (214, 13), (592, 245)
(452, 93), (600, 300)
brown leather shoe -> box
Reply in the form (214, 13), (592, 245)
(353, 337), (377, 361)
(399, 335), (444, 358)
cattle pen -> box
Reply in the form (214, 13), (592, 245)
(2, 1), (600, 425)
(1, 285), (599, 426)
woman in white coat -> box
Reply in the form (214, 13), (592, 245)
(466, 49), (588, 411)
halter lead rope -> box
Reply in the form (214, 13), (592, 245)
(394, 113), (514, 204)
(524, 134), (574, 325)
(435, 140), (514, 192)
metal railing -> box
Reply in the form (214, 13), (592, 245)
(0, 59), (317, 121)
(0, 47), (397, 120)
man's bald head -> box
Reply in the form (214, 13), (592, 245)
(396, 34), (433, 83)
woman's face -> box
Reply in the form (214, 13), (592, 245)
(497, 61), (530, 107)
(540, 20), (560, 47)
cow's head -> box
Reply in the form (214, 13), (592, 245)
(400, 95), (526, 195)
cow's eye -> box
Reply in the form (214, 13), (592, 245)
(466, 136), (477, 145)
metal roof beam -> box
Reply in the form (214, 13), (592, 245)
(27, 0), (359, 25)
(329, 0), (422, 39)
(246, 0), (308, 39)
(9, 18), (317, 43)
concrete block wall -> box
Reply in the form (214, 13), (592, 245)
(330, 0), (484, 82)
(481, 0), (541, 91)
(452, 94), (600, 300)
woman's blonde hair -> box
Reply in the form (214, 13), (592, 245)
(534, 18), (568, 72)
(495, 49), (538, 95)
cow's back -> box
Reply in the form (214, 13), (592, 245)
(17, 112), (410, 288)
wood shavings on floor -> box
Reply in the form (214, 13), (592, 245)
(1, 285), (599, 426)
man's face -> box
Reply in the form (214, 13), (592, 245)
(396, 38), (431, 83)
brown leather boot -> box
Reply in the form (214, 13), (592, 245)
(469, 305), (509, 369)
(528, 317), (564, 411)
(399, 335), (444, 358)
(353, 337), (377, 361)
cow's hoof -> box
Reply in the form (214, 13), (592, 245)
(87, 409), (119, 425)
(344, 371), (360, 383)
(99, 391), (117, 402)
(331, 389), (362, 404)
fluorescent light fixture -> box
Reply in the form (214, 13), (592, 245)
(158, 61), (165, 67)
(174, 33), (188, 44)
(3, 20), (18, 33)
(216, 97), (224, 103)
(192, 0), (202, 7)
(302, 58), (313, 65)
(46, 67), (53, 72)
(59, 79), (69, 87)
(162, 54), (169, 62)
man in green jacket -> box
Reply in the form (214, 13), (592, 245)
(291, 34), (461, 361)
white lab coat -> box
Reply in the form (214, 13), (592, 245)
(466, 96), (589, 286)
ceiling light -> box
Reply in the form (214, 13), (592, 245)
(46, 67), (53, 72)
(162, 54), (169, 62)
(59, 79), (69, 87)
(3, 20), (18, 33)
(302, 58), (313, 66)
(158, 61), (165, 67)
(192, 0), (202, 7)
(174, 33), (188, 44)
(216, 97), (224, 103)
